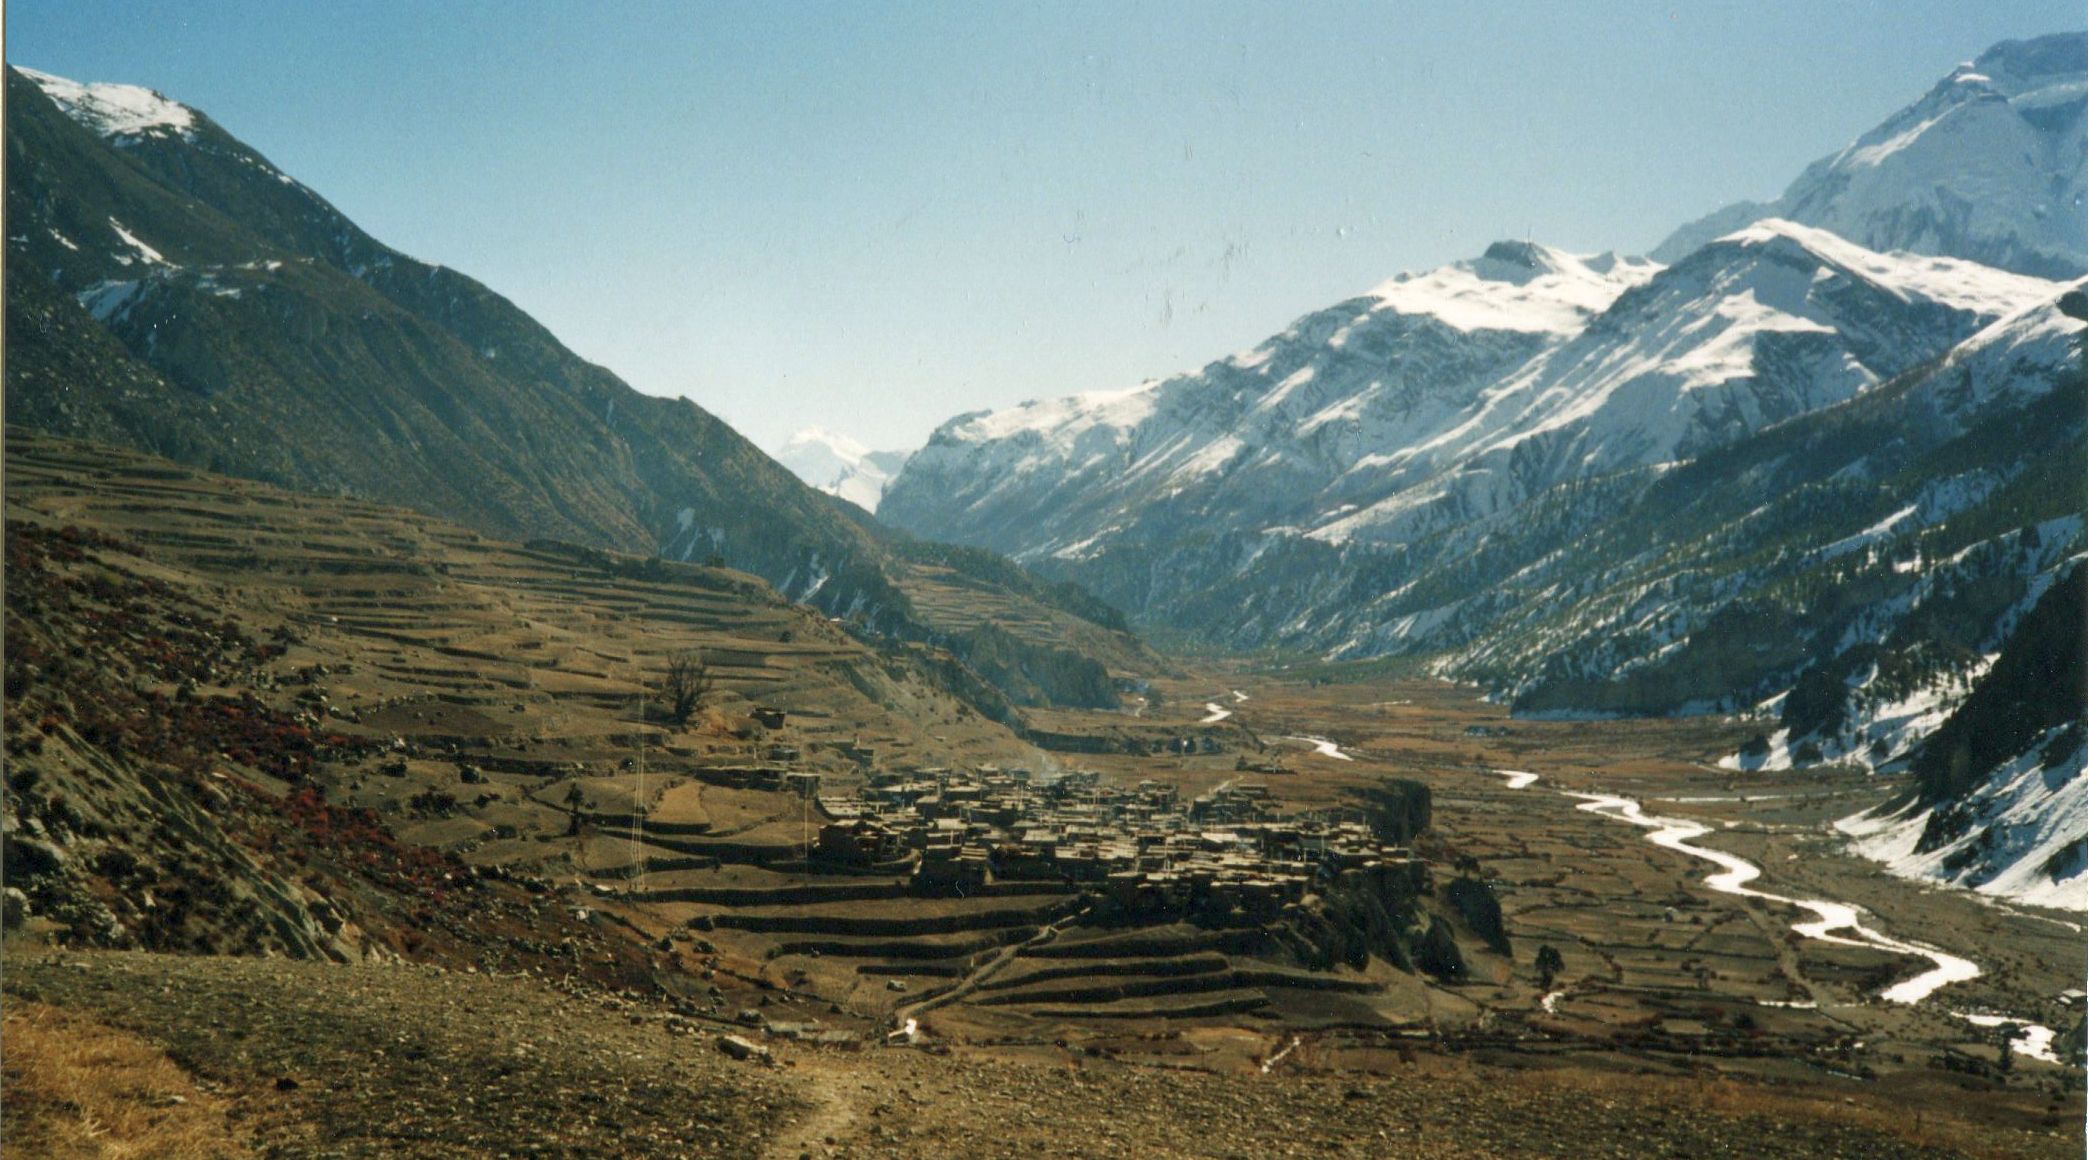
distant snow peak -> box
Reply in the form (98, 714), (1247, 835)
(772, 427), (911, 513)
(18, 66), (197, 140)
(1368, 240), (1658, 334)
(955, 382), (1160, 444)
(1654, 31), (2088, 278)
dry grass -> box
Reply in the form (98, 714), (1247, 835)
(2, 1001), (250, 1159)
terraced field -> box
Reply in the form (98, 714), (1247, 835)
(3, 429), (1453, 1042)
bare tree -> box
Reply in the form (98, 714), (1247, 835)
(664, 650), (713, 727)
(1534, 944), (1565, 991)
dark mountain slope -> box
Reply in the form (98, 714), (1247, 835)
(3, 66), (1145, 703)
(1911, 565), (2086, 807)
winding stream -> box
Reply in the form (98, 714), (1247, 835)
(1488, 771), (2066, 1060)
(1488, 771), (1982, 1004)
(1565, 791), (1981, 1004)
(1281, 735), (1352, 761)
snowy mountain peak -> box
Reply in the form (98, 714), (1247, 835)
(1367, 241), (1659, 334)
(771, 427), (912, 513)
(1655, 31), (2088, 280)
(17, 66), (197, 140)
(778, 425), (870, 462)
(1479, 239), (1566, 271)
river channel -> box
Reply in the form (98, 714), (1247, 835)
(1488, 771), (2062, 1059)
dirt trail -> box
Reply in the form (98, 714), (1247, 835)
(765, 1058), (869, 1160)
(892, 905), (1089, 1028)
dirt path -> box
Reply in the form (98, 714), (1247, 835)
(891, 904), (1089, 1028)
(765, 1057), (869, 1160)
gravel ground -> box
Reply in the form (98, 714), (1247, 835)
(788, 1048), (2028, 1160)
(11, 951), (2074, 1160)
(6, 951), (802, 1158)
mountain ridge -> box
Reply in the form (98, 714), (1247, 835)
(3, 64), (1148, 713)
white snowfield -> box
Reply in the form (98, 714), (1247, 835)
(1366, 241), (1658, 334)
(1308, 220), (2057, 546)
(1926, 285), (2088, 418)
(19, 66), (197, 139)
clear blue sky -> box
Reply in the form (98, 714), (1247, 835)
(7, 2), (2079, 452)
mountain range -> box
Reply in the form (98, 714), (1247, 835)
(879, 34), (2088, 905)
(6, 38), (2083, 908)
(2, 64), (1146, 714)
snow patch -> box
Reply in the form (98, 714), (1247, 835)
(76, 279), (143, 322)
(19, 67), (197, 139)
(771, 426), (912, 513)
(107, 219), (168, 267)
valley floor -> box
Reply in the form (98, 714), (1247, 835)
(9, 671), (2084, 1158)
(4, 432), (2081, 1156)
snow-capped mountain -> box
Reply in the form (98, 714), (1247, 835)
(1655, 32), (2088, 279)
(1307, 221), (2054, 547)
(879, 36), (2088, 914)
(771, 427), (911, 513)
(883, 241), (1656, 561)
(885, 224), (2052, 604)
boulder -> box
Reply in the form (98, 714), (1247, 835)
(716, 1034), (770, 1062)
(4, 836), (67, 880)
(2, 886), (30, 929)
